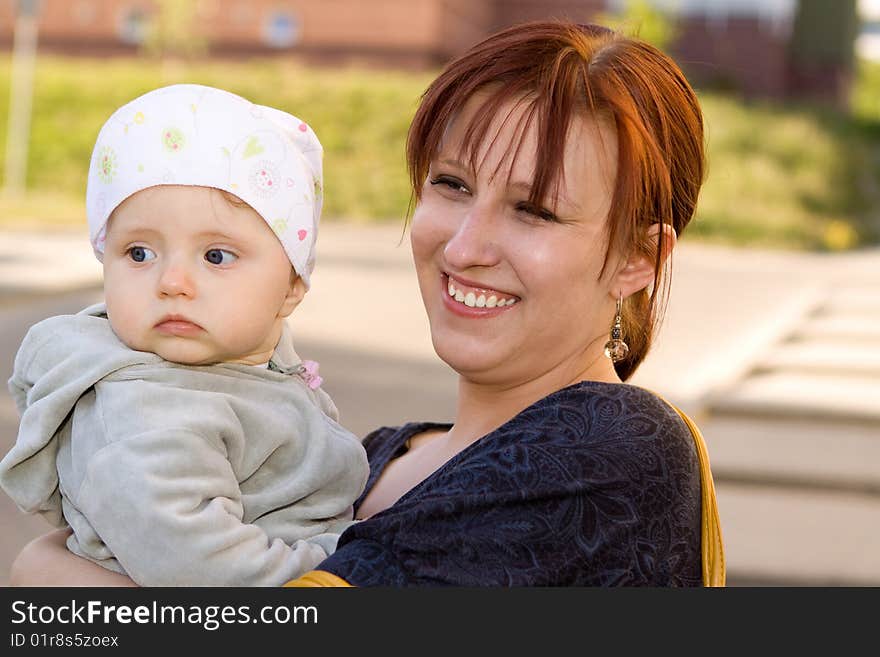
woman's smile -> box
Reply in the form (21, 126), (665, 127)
(441, 273), (520, 316)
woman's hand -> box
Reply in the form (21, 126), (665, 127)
(10, 529), (138, 587)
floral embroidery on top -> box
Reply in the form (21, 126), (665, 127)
(242, 135), (264, 159)
(97, 147), (117, 184)
(163, 127), (186, 153)
(250, 161), (279, 197)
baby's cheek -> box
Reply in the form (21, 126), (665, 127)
(104, 297), (144, 351)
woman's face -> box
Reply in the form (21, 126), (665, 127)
(410, 92), (620, 386)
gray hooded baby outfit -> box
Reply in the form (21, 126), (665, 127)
(0, 304), (369, 586)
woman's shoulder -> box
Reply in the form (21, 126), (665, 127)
(542, 379), (681, 414)
(499, 381), (701, 492)
(517, 381), (693, 449)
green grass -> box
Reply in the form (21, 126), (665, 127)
(0, 55), (434, 226)
(693, 90), (880, 250)
(853, 57), (880, 122)
(1, 54), (879, 251)
(692, 56), (880, 250)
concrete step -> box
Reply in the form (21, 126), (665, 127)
(822, 288), (880, 315)
(759, 337), (880, 376)
(700, 415), (880, 494)
(0, 231), (102, 295)
(709, 371), (880, 423)
(794, 315), (880, 342)
(718, 481), (880, 585)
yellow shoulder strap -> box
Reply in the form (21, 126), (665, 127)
(283, 570), (354, 587)
(668, 403), (726, 587)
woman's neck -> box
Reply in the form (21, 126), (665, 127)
(446, 347), (621, 450)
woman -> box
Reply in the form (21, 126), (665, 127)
(11, 21), (724, 586)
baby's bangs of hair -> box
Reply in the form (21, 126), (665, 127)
(406, 22), (619, 218)
(205, 188), (255, 230)
(217, 188), (250, 209)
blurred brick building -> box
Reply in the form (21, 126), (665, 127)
(670, 0), (857, 105)
(0, 0), (605, 65)
(0, 0), (858, 102)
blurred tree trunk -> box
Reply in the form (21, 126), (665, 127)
(788, 0), (859, 109)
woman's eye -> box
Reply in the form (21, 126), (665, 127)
(127, 246), (156, 263)
(204, 249), (237, 265)
(429, 176), (470, 195)
(517, 203), (558, 222)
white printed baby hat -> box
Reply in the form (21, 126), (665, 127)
(86, 83), (324, 288)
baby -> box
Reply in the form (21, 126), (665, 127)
(0, 84), (369, 586)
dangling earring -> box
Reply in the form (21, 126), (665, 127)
(604, 293), (629, 362)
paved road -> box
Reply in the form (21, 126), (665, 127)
(1, 224), (878, 585)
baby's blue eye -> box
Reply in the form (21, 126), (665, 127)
(128, 246), (156, 263)
(205, 249), (237, 265)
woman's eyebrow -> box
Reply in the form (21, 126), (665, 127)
(436, 157), (469, 171)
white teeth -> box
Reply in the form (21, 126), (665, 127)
(446, 277), (517, 309)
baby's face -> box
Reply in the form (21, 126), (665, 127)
(102, 185), (303, 366)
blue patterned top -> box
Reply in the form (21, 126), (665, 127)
(319, 381), (703, 586)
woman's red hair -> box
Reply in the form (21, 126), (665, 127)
(406, 21), (705, 380)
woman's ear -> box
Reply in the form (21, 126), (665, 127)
(612, 222), (677, 297)
(279, 274), (307, 318)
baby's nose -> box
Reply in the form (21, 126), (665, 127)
(157, 262), (196, 298)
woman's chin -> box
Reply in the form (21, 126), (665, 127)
(431, 337), (512, 382)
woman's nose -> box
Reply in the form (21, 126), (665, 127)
(443, 203), (501, 271)
(157, 260), (195, 298)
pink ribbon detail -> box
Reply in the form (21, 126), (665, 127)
(300, 360), (323, 390)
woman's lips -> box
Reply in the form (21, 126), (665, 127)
(441, 273), (519, 317)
